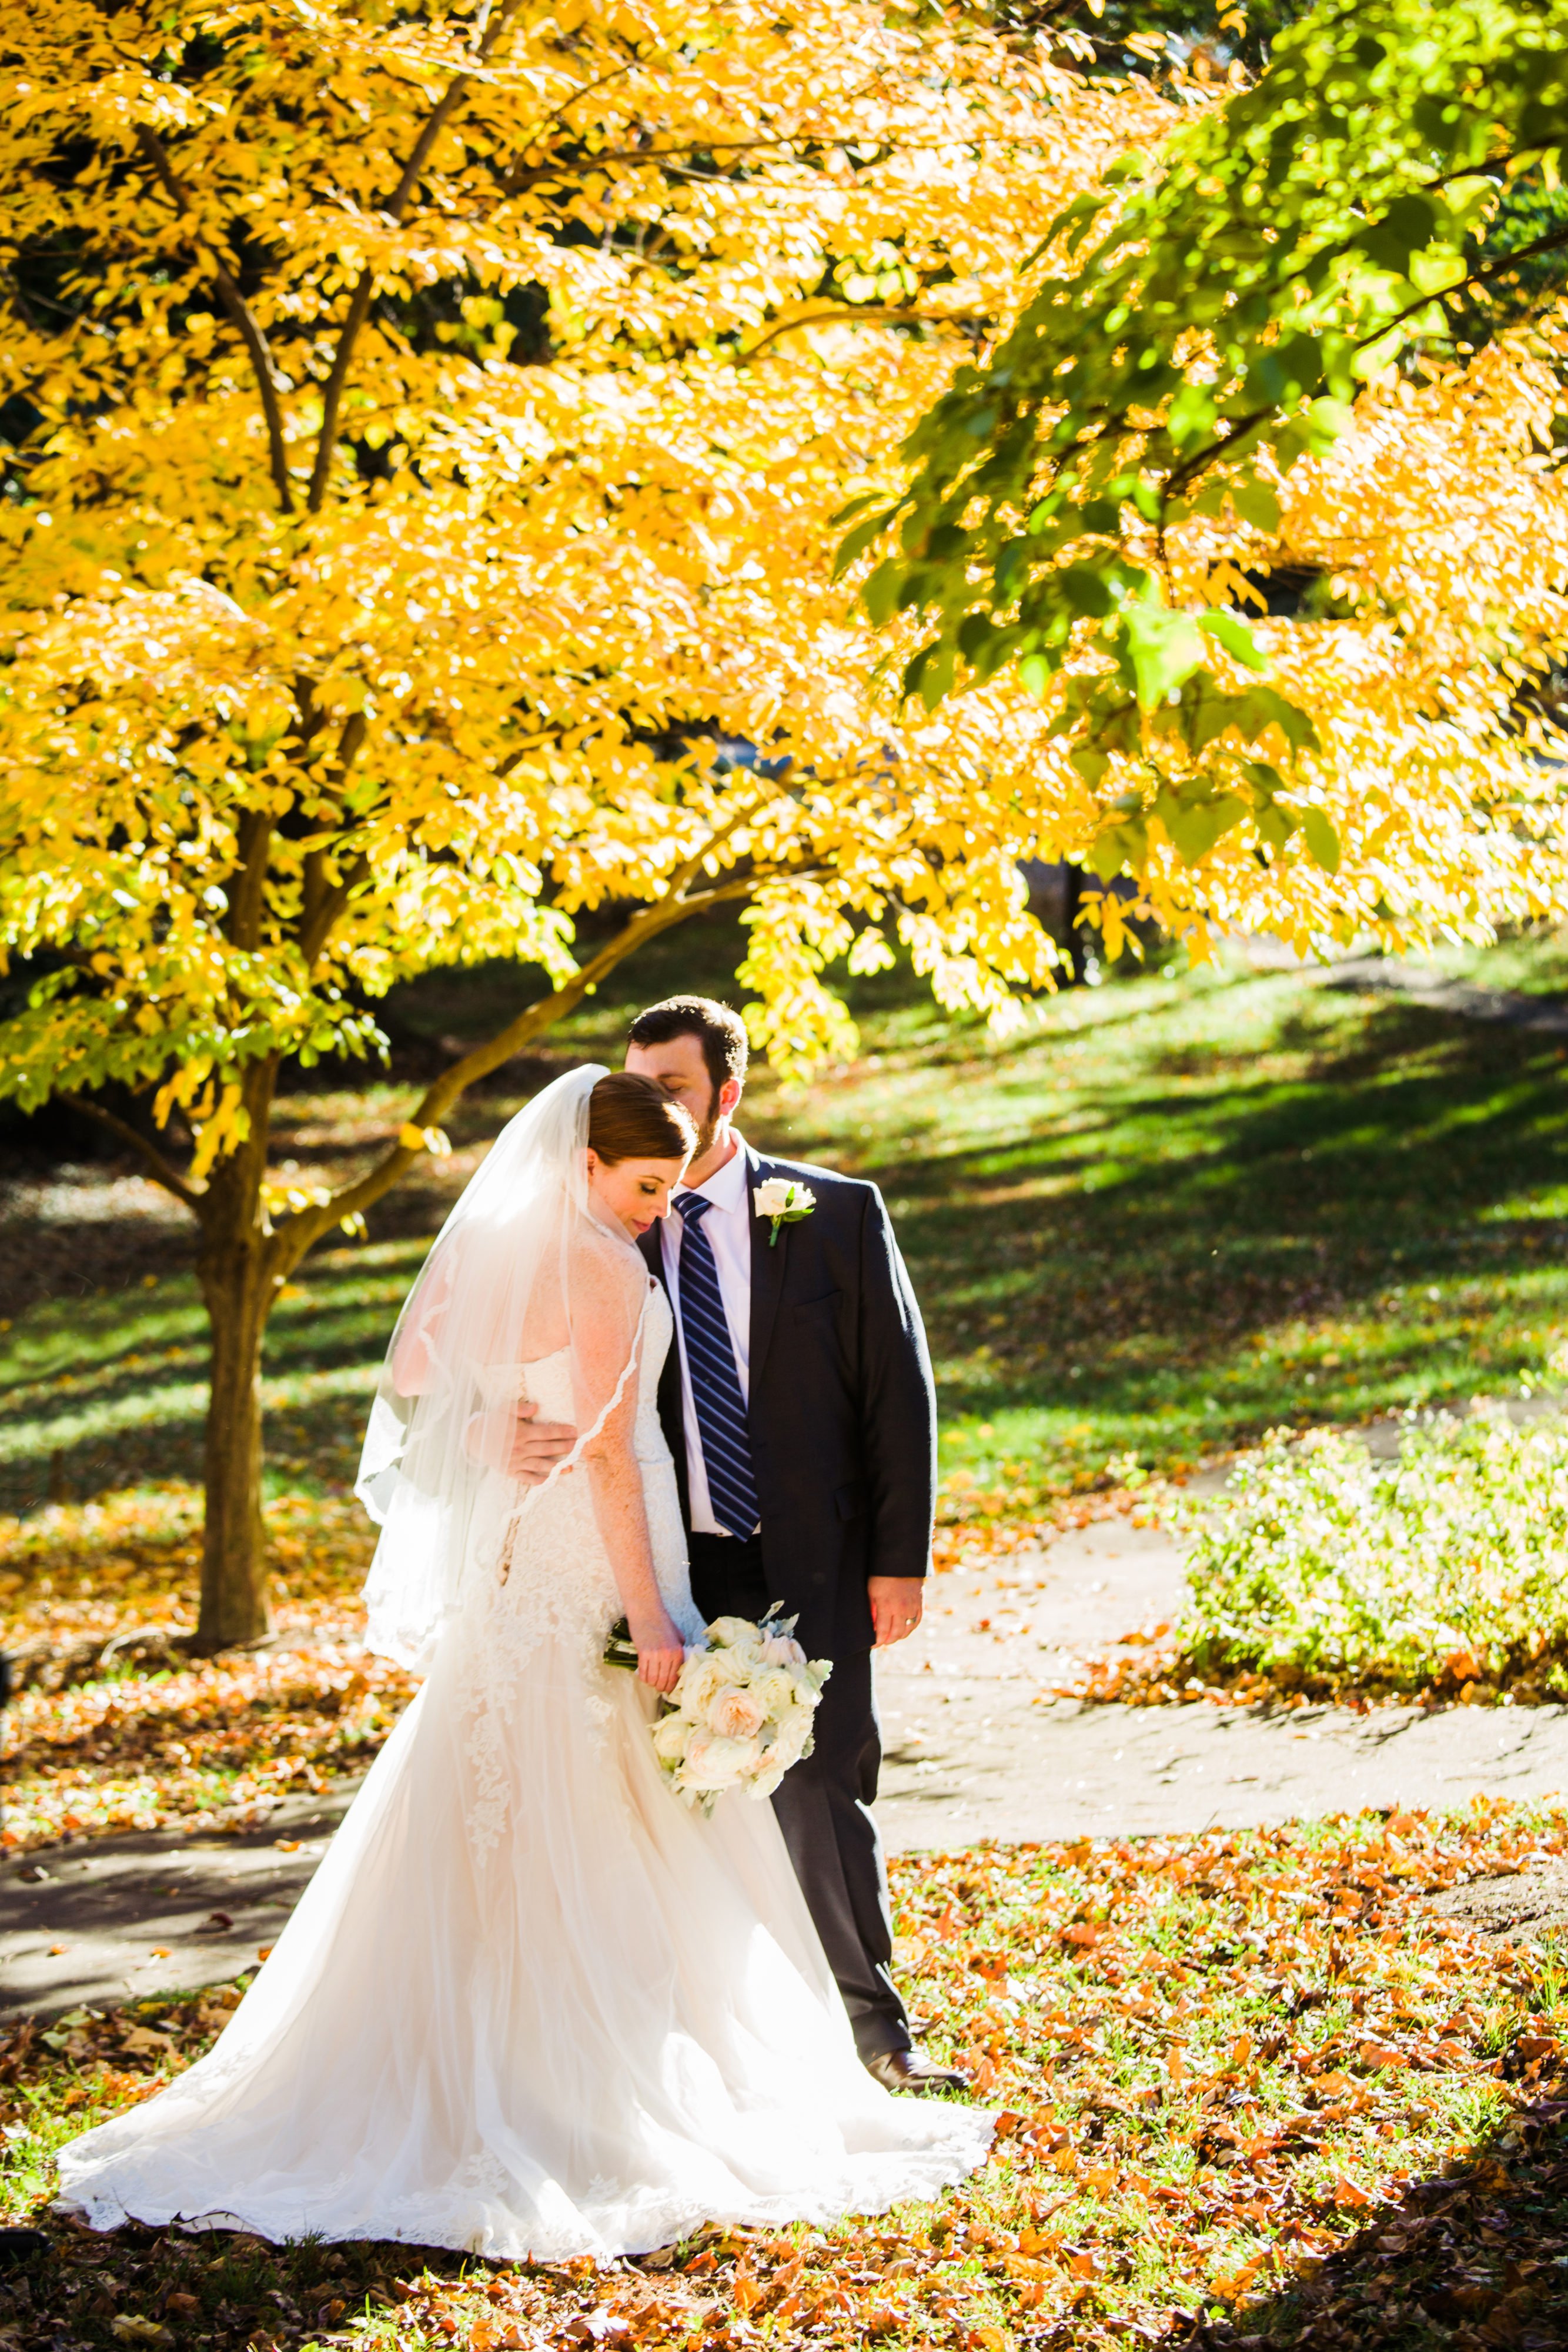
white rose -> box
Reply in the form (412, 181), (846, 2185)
(745, 1760), (788, 1801)
(753, 1178), (800, 1217)
(651, 1712), (690, 1763)
(766, 1708), (815, 1769)
(747, 1665), (801, 1720)
(705, 1616), (765, 1660)
(758, 1631), (808, 1668)
(678, 1729), (756, 1790)
(675, 1652), (729, 1716)
(707, 1685), (767, 1740)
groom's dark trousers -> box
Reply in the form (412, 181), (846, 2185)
(641, 1147), (938, 2065)
(688, 1532), (902, 2060)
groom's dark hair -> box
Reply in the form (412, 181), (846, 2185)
(627, 995), (748, 1098)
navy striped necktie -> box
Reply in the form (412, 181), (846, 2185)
(675, 1192), (758, 1539)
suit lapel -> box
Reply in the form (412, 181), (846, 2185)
(640, 1218), (690, 1524)
(747, 1147), (788, 1395)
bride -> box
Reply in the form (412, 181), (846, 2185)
(56, 1067), (992, 2258)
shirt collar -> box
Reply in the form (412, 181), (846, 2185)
(678, 1133), (750, 1217)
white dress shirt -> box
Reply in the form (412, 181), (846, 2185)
(660, 1136), (755, 1537)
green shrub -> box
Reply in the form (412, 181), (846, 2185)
(1179, 1407), (1568, 1694)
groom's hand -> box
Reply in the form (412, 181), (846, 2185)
(868, 1577), (924, 1648)
(508, 1400), (578, 1484)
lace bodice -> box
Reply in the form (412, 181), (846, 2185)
(467, 1280), (698, 1653)
(456, 1280), (698, 1860)
(479, 1280), (675, 1470)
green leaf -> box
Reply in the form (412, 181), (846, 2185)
(1300, 807), (1342, 872)
(1166, 380), (1218, 447)
(1088, 827), (1131, 881)
(1255, 800), (1296, 853)
(861, 559), (904, 629)
(1199, 610), (1270, 672)
(1229, 481), (1281, 535)
(828, 490), (888, 527)
(1057, 562), (1118, 620)
(1232, 684), (1320, 754)
(912, 640), (957, 710)
(1155, 788), (1248, 866)
(831, 507), (897, 580)
(1358, 191), (1437, 273)
(1118, 602), (1207, 710)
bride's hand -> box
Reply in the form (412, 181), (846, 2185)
(630, 1609), (686, 1694)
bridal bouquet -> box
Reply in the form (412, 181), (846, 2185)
(604, 1609), (831, 1812)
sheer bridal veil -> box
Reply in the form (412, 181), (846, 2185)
(355, 1064), (653, 1672)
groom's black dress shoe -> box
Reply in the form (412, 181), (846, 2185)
(863, 2047), (971, 2096)
(0, 2231), (51, 2270)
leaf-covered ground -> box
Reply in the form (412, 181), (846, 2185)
(0, 1489), (405, 1853)
(6, 1805), (1568, 2349)
(0, 1486), (1151, 1857)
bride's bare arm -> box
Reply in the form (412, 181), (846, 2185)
(577, 1277), (684, 1693)
(391, 1248), (456, 1396)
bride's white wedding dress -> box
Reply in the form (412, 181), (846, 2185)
(56, 1281), (991, 2257)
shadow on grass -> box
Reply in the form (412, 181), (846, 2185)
(891, 994), (1568, 1433)
(7, 959), (1568, 1513)
(0, 1252), (424, 1518)
(1159, 2078), (1568, 2349)
(0, 2219), (476, 2352)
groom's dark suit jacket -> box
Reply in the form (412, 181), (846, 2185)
(638, 1144), (936, 1661)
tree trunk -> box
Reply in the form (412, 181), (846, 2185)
(198, 1242), (272, 1648)
(194, 1061), (280, 1650)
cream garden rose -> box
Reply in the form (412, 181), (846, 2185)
(707, 1685), (768, 1741)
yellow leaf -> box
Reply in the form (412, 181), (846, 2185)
(399, 1124), (452, 1157)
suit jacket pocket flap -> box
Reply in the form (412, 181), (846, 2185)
(793, 1288), (842, 1317)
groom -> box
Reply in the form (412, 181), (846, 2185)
(518, 995), (964, 2094)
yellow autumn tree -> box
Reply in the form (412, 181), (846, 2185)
(5, 0), (1565, 1655)
(0, 0), (1164, 1645)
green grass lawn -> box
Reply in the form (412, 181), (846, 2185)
(5, 923), (1568, 1525)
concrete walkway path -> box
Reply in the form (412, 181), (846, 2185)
(874, 1513), (1568, 1848)
(9, 1508), (1568, 2019)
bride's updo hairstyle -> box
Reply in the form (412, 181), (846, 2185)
(587, 1072), (697, 1165)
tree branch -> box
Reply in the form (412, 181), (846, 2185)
(501, 50), (649, 193)
(295, 713), (372, 964)
(307, 1), (521, 512)
(268, 864), (805, 1274)
(225, 808), (275, 951)
(1360, 220), (1568, 350)
(300, 852), (372, 970)
(61, 1098), (205, 1215)
(133, 126), (295, 516)
(739, 305), (981, 363)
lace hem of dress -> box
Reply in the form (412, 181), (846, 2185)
(56, 2113), (996, 2258)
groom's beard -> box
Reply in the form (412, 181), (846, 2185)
(691, 1083), (723, 1166)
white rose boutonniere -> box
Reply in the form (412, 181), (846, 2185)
(754, 1176), (817, 1248)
